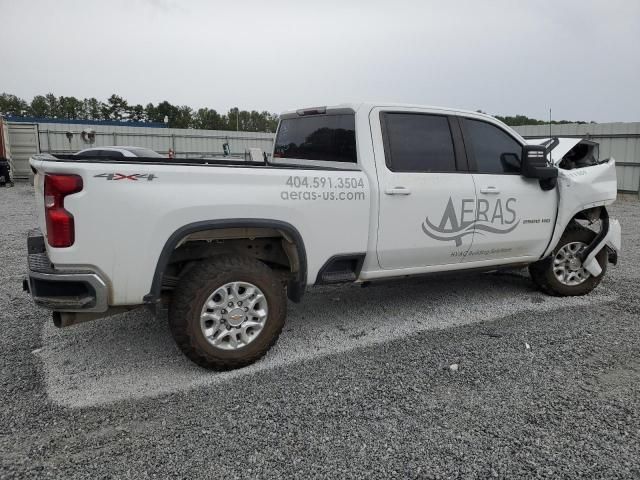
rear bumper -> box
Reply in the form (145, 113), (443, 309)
(24, 230), (109, 312)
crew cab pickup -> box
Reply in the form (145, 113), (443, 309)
(25, 103), (621, 370)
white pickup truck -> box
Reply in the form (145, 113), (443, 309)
(26, 103), (621, 370)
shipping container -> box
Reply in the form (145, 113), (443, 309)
(0, 116), (14, 185)
(6, 122), (39, 180)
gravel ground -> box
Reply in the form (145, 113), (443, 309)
(1, 183), (639, 479)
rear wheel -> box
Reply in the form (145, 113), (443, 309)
(529, 225), (607, 296)
(169, 256), (286, 370)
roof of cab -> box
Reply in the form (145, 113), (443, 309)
(283, 102), (496, 119)
(280, 102), (524, 141)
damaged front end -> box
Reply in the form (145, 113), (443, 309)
(532, 137), (622, 275)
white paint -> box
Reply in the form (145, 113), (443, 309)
(30, 104), (619, 308)
(37, 273), (616, 408)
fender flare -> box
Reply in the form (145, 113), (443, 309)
(542, 206), (619, 277)
(143, 219), (307, 306)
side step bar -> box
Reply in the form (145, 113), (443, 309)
(316, 254), (365, 285)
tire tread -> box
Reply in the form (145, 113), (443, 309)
(529, 224), (607, 297)
(168, 256), (285, 370)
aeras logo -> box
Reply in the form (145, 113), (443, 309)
(422, 197), (520, 246)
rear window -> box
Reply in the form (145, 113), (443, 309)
(127, 147), (164, 158)
(76, 149), (124, 158)
(273, 114), (356, 163)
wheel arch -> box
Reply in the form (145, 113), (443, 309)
(144, 219), (307, 307)
(542, 205), (610, 259)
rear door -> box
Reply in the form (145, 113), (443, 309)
(460, 117), (557, 261)
(372, 109), (478, 269)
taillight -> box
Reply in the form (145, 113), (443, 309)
(44, 174), (83, 248)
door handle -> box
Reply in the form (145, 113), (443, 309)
(385, 186), (411, 196)
(480, 186), (500, 194)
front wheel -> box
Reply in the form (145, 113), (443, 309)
(169, 256), (286, 370)
(529, 225), (608, 296)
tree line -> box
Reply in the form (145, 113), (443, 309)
(493, 114), (593, 127)
(1, 92), (594, 130)
(477, 111), (593, 126)
(0, 93), (279, 132)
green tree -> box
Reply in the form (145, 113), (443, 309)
(493, 113), (590, 127)
(82, 98), (103, 120)
(226, 108), (241, 131)
(58, 96), (84, 119)
(193, 108), (223, 130)
(145, 100), (179, 125)
(30, 95), (49, 117)
(128, 104), (146, 122)
(102, 94), (129, 120)
(2, 92), (282, 131)
(44, 93), (60, 117)
(0, 93), (29, 116)
(173, 105), (194, 129)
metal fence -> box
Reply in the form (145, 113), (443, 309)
(514, 122), (640, 193)
(37, 122), (275, 159)
(6, 118), (640, 193)
(6, 119), (276, 179)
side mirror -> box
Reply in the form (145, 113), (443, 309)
(521, 145), (558, 180)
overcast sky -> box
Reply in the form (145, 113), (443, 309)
(1, 0), (639, 122)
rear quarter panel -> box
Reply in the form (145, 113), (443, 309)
(31, 159), (371, 305)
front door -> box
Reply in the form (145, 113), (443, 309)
(372, 110), (478, 269)
(460, 117), (557, 261)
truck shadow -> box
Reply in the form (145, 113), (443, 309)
(36, 270), (614, 408)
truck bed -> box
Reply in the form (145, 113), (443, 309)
(30, 154), (372, 305)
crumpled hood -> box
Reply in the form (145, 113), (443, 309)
(527, 137), (584, 165)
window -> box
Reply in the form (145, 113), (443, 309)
(127, 147), (164, 158)
(75, 149), (105, 157)
(462, 119), (522, 174)
(76, 149), (123, 159)
(100, 150), (124, 159)
(273, 114), (356, 163)
(381, 113), (456, 172)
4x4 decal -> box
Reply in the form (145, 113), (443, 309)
(422, 197), (520, 246)
(94, 173), (157, 181)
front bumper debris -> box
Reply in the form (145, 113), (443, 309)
(583, 218), (621, 277)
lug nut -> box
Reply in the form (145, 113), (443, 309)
(237, 301), (243, 306)
(244, 307), (248, 312)
(228, 302), (234, 307)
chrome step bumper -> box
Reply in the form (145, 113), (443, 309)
(24, 230), (109, 312)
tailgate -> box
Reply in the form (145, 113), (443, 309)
(30, 155), (48, 235)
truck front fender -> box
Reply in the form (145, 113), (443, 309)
(542, 159), (618, 259)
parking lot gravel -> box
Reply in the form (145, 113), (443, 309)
(1, 183), (639, 479)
